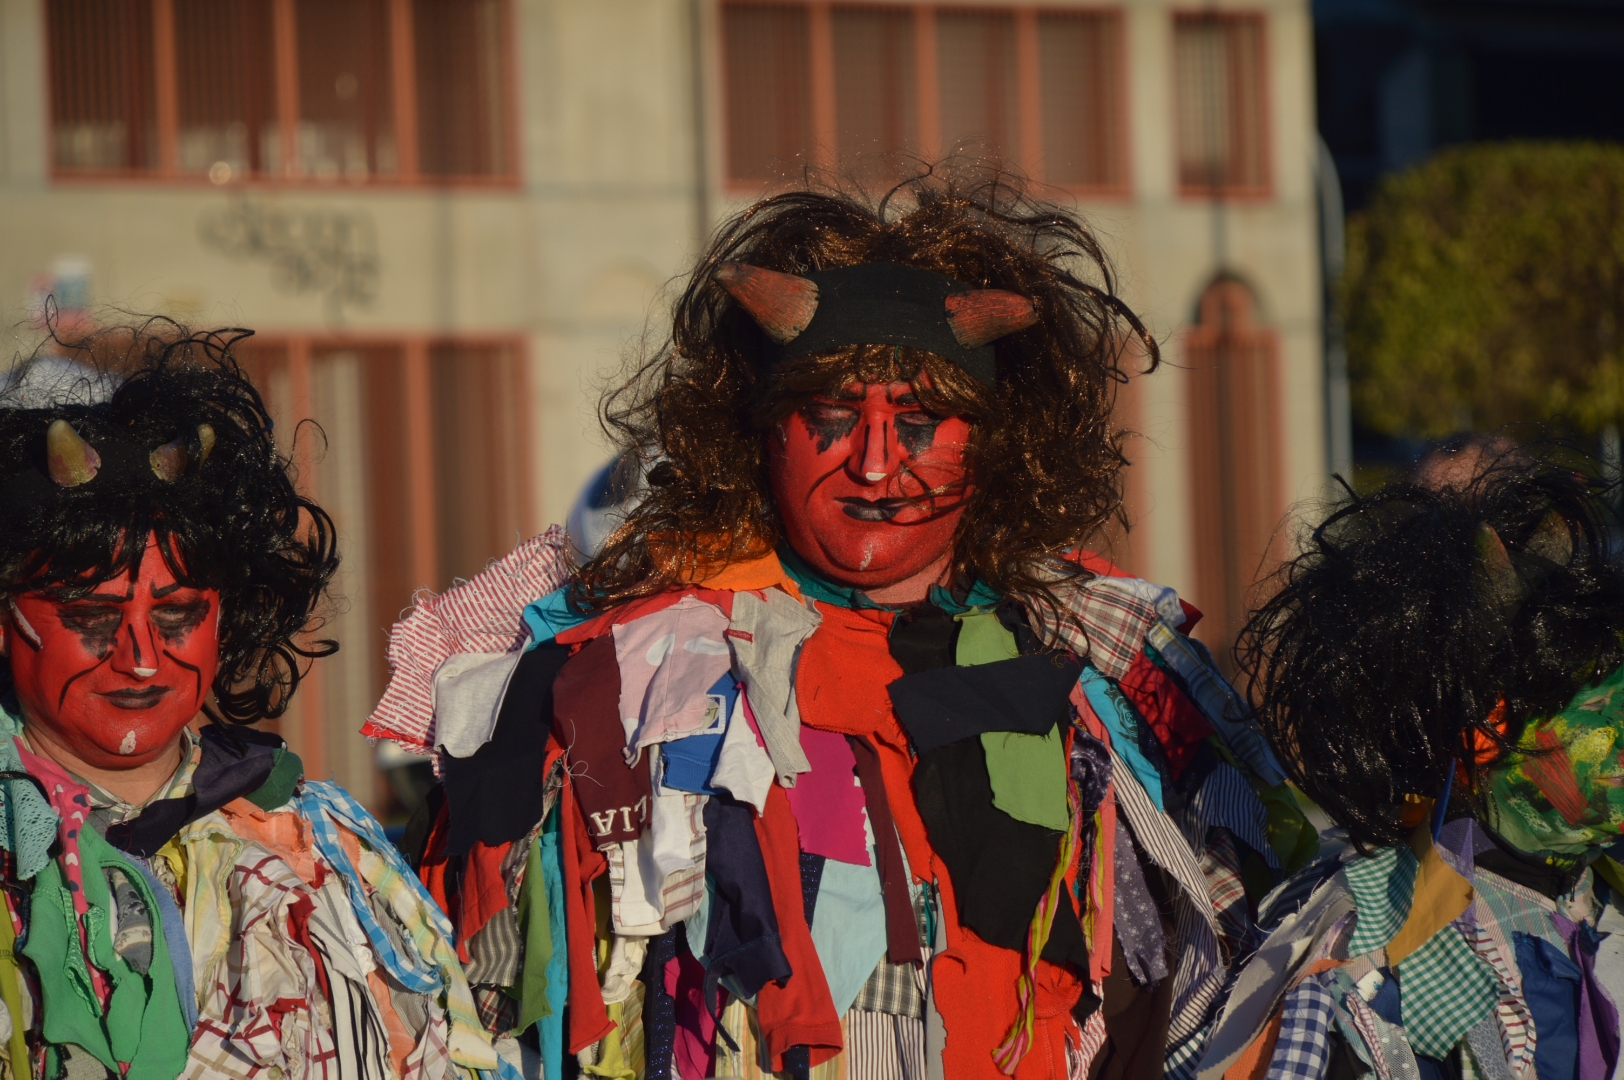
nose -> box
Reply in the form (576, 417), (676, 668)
(111, 617), (160, 680)
(851, 412), (901, 485)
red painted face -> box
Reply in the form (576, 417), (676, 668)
(7, 535), (219, 769)
(769, 380), (973, 589)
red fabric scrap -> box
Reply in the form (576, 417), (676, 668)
(752, 785), (844, 1070)
(1114, 651), (1213, 781)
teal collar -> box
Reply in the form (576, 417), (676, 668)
(775, 544), (1002, 614)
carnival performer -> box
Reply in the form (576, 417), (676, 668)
(0, 326), (502, 1079)
(1204, 461), (1624, 1079)
(364, 175), (1304, 1080)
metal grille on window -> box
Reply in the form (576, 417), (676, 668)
(46, 0), (514, 181)
(719, 2), (1127, 193)
(722, 1), (813, 184)
(1174, 13), (1267, 194)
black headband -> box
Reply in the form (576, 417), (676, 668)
(765, 263), (998, 383)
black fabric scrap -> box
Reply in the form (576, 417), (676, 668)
(444, 640), (567, 855)
(701, 795), (793, 1011)
(911, 736), (1089, 970)
(103, 723), (285, 857)
(887, 652), (1082, 757)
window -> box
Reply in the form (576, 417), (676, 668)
(1173, 12), (1268, 196)
(236, 336), (533, 807)
(720, 2), (1126, 193)
(46, 0), (514, 183)
(1185, 278), (1281, 671)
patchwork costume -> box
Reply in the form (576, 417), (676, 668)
(0, 342), (503, 1079)
(1212, 472), (1624, 1080)
(367, 532), (1306, 1079)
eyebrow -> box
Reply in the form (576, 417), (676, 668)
(151, 581), (188, 599)
(80, 590), (131, 603)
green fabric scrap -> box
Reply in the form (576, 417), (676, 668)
(1344, 843), (1418, 956)
(954, 611), (1020, 666)
(25, 824), (189, 1078)
(509, 824), (554, 1033)
(981, 724), (1069, 832)
(245, 748), (304, 810)
(1395, 924), (1499, 1058)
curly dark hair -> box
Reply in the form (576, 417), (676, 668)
(1235, 463), (1624, 848)
(578, 169), (1157, 609)
(0, 318), (339, 724)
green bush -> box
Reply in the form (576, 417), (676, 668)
(1346, 141), (1624, 438)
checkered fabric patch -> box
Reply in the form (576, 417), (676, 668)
(1345, 845), (1418, 956)
(1395, 923), (1500, 1058)
(1264, 974), (1337, 1080)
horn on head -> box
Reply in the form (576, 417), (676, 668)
(150, 438), (189, 483)
(714, 262), (820, 344)
(944, 290), (1039, 348)
(46, 419), (101, 487)
(197, 424), (216, 464)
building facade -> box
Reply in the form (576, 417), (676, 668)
(0, 0), (1324, 814)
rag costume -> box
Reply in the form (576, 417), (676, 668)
(364, 528), (1308, 1079)
(0, 713), (501, 1079)
(1210, 470), (1624, 1080)
(365, 196), (1311, 1078)
(0, 341), (506, 1079)
(1201, 674), (1624, 1080)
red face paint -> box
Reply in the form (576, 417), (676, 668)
(8, 535), (219, 769)
(769, 380), (973, 590)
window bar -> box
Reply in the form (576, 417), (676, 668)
(402, 339), (439, 595)
(272, 0), (300, 177)
(807, 2), (836, 171)
(914, 7), (940, 164)
(389, 0), (420, 180)
(152, 0), (179, 176)
(285, 339), (328, 781)
(1013, 8), (1043, 183)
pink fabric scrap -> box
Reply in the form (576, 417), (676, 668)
(612, 595), (732, 759)
(667, 947), (720, 1080)
(784, 725), (870, 866)
(15, 741), (109, 1005)
(361, 528), (572, 753)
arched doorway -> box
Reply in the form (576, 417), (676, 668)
(1185, 276), (1283, 670)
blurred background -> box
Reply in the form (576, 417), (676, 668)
(0, 0), (1619, 821)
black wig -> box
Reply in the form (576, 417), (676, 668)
(1236, 463), (1624, 848)
(0, 320), (339, 724)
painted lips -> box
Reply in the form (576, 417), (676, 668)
(97, 686), (172, 710)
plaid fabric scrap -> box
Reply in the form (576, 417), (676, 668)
(1394, 923), (1499, 1058)
(362, 528), (572, 753)
(1264, 974), (1337, 1080)
(852, 958), (924, 1019)
(1200, 828), (1253, 955)
(1037, 574), (1163, 681)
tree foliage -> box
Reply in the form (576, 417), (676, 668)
(1345, 142), (1624, 438)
